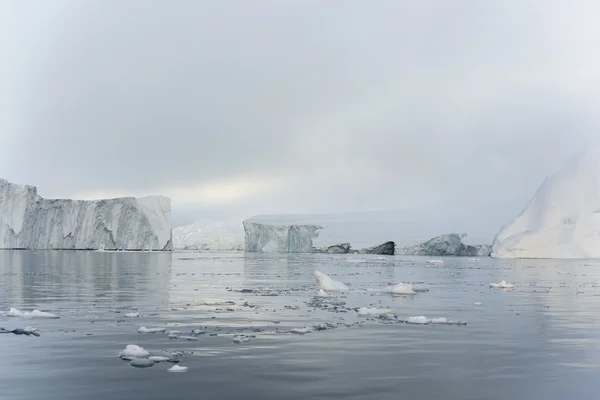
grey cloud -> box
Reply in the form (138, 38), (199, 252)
(1, 0), (600, 238)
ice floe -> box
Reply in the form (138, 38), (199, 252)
(137, 326), (166, 333)
(404, 316), (466, 325)
(357, 307), (393, 317)
(6, 308), (59, 319)
(314, 271), (349, 291)
(168, 365), (188, 372)
(233, 335), (251, 343)
(489, 280), (515, 289)
(119, 344), (150, 358)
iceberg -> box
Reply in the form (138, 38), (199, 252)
(491, 148), (600, 258)
(172, 220), (244, 251)
(0, 179), (172, 250)
(358, 241), (395, 255)
(243, 219), (322, 253)
(397, 233), (491, 256)
(314, 270), (349, 291)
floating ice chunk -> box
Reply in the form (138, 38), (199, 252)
(233, 335), (251, 343)
(167, 332), (179, 339)
(314, 271), (349, 291)
(290, 327), (311, 334)
(405, 316), (466, 325)
(130, 358), (155, 368)
(7, 308), (59, 319)
(148, 356), (170, 362)
(474, 302), (482, 305)
(389, 283), (416, 295)
(357, 307), (392, 317)
(190, 329), (206, 335)
(317, 289), (330, 297)
(168, 365), (188, 372)
(407, 316), (429, 324)
(124, 312), (139, 318)
(137, 326), (166, 333)
(427, 260), (444, 264)
(489, 280), (515, 289)
(178, 335), (199, 341)
(119, 344), (150, 358)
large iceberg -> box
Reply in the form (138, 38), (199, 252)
(491, 148), (600, 259)
(0, 179), (172, 250)
(397, 233), (491, 256)
(172, 220), (244, 251)
(243, 219), (322, 253)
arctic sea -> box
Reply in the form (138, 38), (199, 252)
(1, 251), (599, 400)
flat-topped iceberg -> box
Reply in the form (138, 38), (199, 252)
(172, 219), (244, 251)
(0, 178), (172, 250)
(491, 148), (600, 259)
(243, 219), (322, 253)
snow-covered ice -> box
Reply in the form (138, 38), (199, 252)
(7, 308), (59, 319)
(243, 219), (321, 252)
(124, 312), (139, 318)
(0, 178), (172, 250)
(233, 335), (251, 343)
(489, 280), (515, 289)
(290, 327), (311, 334)
(168, 365), (188, 372)
(405, 316), (466, 325)
(137, 326), (166, 333)
(314, 271), (349, 291)
(119, 345), (150, 358)
(491, 147), (600, 259)
(357, 307), (392, 317)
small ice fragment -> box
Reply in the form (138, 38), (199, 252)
(137, 326), (166, 333)
(190, 329), (206, 335)
(489, 280), (515, 289)
(290, 327), (311, 334)
(430, 317), (448, 324)
(178, 335), (199, 341)
(427, 260), (444, 264)
(474, 302), (482, 305)
(407, 316), (430, 324)
(119, 344), (150, 358)
(357, 307), (392, 317)
(167, 332), (179, 339)
(168, 365), (188, 372)
(7, 308), (59, 319)
(317, 289), (330, 297)
(314, 271), (349, 291)
(233, 335), (251, 343)
(130, 358), (155, 368)
(389, 283), (416, 295)
(124, 312), (139, 318)
(148, 356), (170, 362)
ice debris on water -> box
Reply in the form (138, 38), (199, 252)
(233, 335), (251, 343)
(317, 289), (330, 297)
(168, 365), (188, 372)
(6, 308), (59, 319)
(427, 260), (444, 264)
(0, 326), (40, 336)
(489, 280), (515, 289)
(357, 307), (392, 317)
(124, 312), (139, 318)
(137, 326), (166, 333)
(148, 356), (170, 362)
(290, 327), (311, 334)
(404, 316), (466, 325)
(474, 302), (482, 305)
(130, 358), (155, 368)
(119, 344), (150, 358)
(314, 271), (349, 291)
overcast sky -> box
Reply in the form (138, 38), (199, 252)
(1, 1), (599, 237)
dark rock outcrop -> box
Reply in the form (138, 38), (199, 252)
(359, 241), (395, 255)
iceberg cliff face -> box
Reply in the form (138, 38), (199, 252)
(243, 220), (322, 253)
(172, 220), (244, 251)
(491, 148), (600, 259)
(397, 233), (491, 256)
(0, 179), (172, 250)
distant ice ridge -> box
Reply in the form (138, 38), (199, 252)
(172, 220), (244, 250)
(243, 219), (321, 253)
(0, 178), (172, 250)
(491, 147), (600, 259)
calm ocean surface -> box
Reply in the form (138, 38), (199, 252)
(1, 250), (600, 400)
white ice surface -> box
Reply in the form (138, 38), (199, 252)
(172, 219), (244, 251)
(137, 326), (166, 333)
(7, 308), (59, 319)
(314, 271), (349, 291)
(168, 365), (188, 372)
(491, 147), (600, 259)
(119, 344), (150, 358)
(357, 307), (392, 317)
(489, 280), (515, 289)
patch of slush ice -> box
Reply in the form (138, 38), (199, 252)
(290, 327), (311, 334)
(119, 344), (150, 358)
(137, 326), (166, 333)
(489, 280), (515, 289)
(7, 308), (59, 319)
(314, 271), (349, 291)
(357, 307), (392, 317)
(168, 365), (188, 372)
(233, 335), (251, 343)
(124, 312), (139, 318)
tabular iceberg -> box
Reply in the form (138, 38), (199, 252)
(243, 219), (322, 253)
(0, 179), (172, 250)
(491, 148), (600, 259)
(172, 220), (244, 251)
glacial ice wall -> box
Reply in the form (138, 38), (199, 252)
(172, 220), (244, 251)
(243, 220), (322, 253)
(491, 148), (600, 259)
(0, 179), (172, 250)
